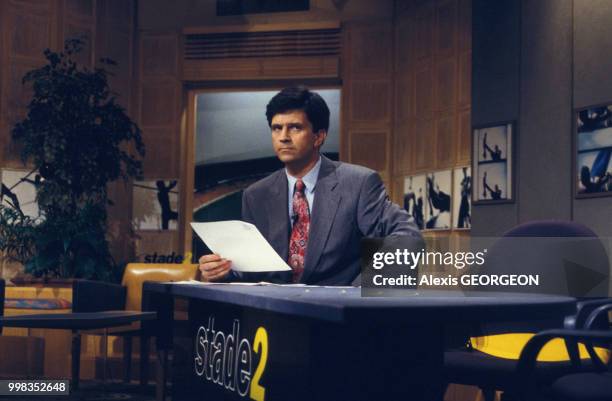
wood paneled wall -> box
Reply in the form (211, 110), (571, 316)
(0, 0), (137, 276)
(392, 0), (471, 196)
(133, 30), (183, 258)
(97, 0), (137, 264)
(391, 0), (472, 252)
(342, 21), (394, 184)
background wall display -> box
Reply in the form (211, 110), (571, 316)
(133, 180), (179, 230)
(424, 170), (452, 230)
(403, 174), (426, 230)
(0, 168), (40, 219)
(453, 166), (471, 229)
(576, 105), (612, 197)
(472, 122), (513, 203)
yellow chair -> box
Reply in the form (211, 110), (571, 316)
(73, 263), (198, 385)
(118, 263), (198, 384)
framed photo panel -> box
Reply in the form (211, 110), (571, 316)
(472, 122), (514, 204)
(133, 180), (179, 230)
(575, 104), (612, 197)
(403, 174), (426, 230)
(452, 166), (471, 230)
(0, 168), (40, 218)
(423, 170), (452, 230)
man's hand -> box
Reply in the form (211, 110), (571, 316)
(199, 253), (231, 282)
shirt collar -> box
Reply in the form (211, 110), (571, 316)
(285, 156), (322, 193)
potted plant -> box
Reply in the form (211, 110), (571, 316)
(0, 38), (145, 283)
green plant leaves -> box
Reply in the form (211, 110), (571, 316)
(2, 37), (145, 281)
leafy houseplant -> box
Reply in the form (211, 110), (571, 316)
(0, 39), (145, 281)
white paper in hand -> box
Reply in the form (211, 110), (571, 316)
(191, 221), (291, 272)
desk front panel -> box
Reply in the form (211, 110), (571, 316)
(173, 298), (444, 401)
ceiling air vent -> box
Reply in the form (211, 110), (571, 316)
(184, 28), (341, 60)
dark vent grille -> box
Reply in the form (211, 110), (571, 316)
(184, 28), (341, 60)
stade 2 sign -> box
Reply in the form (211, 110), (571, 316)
(194, 317), (268, 401)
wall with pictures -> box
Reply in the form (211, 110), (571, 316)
(471, 0), (612, 239)
(134, 0), (474, 262)
(0, 0), (137, 279)
(391, 0), (473, 259)
(135, 0), (399, 255)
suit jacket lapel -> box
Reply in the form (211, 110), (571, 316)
(266, 171), (289, 261)
(301, 157), (340, 283)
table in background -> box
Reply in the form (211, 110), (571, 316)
(0, 311), (156, 389)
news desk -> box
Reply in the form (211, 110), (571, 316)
(143, 283), (575, 401)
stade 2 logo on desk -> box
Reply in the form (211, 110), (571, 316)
(195, 317), (269, 401)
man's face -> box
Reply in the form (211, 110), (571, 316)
(270, 110), (326, 167)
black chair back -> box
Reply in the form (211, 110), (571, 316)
(72, 279), (126, 312)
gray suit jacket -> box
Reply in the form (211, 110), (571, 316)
(229, 156), (421, 285)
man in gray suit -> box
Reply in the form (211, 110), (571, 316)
(199, 86), (420, 285)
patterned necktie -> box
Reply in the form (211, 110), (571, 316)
(288, 179), (310, 283)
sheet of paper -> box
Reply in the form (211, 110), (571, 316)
(191, 221), (291, 272)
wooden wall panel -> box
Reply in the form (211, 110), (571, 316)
(344, 21), (394, 180)
(458, 51), (471, 107)
(141, 127), (178, 177)
(393, 0), (471, 203)
(396, 78), (413, 122)
(349, 24), (392, 75)
(458, 0), (472, 51)
(100, 0), (132, 26)
(135, 30), (182, 254)
(96, 0), (133, 110)
(393, 120), (414, 173)
(350, 81), (391, 122)
(5, 61), (34, 123)
(1, 1), (56, 166)
(95, 0), (136, 265)
(457, 109), (471, 163)
(436, 0), (457, 56)
(436, 58), (456, 111)
(414, 3), (434, 61)
(140, 84), (177, 126)
(415, 65), (434, 119)
(414, 118), (434, 170)
(436, 114), (455, 167)
(9, 12), (51, 59)
(395, 18), (412, 73)
(141, 35), (178, 77)
(392, 0), (471, 253)
(349, 131), (388, 172)
(66, 0), (94, 19)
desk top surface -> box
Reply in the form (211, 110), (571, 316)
(145, 282), (576, 324)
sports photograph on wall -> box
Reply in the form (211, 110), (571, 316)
(472, 122), (514, 204)
(576, 104), (612, 197)
(424, 170), (452, 230)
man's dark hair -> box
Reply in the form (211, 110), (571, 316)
(266, 86), (330, 132)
